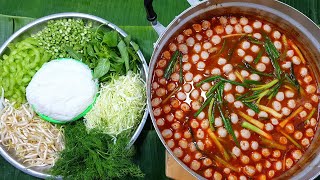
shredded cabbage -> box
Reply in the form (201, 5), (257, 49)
(84, 72), (146, 137)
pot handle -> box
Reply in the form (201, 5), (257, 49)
(144, 0), (201, 36)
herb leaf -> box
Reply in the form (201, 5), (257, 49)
(65, 46), (83, 60)
(117, 40), (130, 73)
(93, 58), (110, 79)
(103, 31), (118, 47)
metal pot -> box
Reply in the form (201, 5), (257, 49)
(0, 12), (149, 179)
(145, 0), (320, 179)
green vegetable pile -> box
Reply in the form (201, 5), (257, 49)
(32, 19), (93, 59)
(50, 121), (144, 180)
(0, 37), (51, 106)
(67, 27), (140, 83)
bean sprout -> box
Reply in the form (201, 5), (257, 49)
(0, 99), (64, 167)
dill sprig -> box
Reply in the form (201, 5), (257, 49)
(50, 121), (144, 180)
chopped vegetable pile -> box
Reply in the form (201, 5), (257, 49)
(32, 19), (93, 59)
(0, 38), (51, 106)
(85, 72), (146, 137)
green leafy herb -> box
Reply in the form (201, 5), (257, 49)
(103, 31), (118, 47)
(79, 27), (140, 82)
(65, 46), (83, 60)
(50, 121), (144, 179)
(117, 40), (130, 73)
(93, 58), (110, 79)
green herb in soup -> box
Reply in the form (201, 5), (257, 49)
(151, 15), (319, 179)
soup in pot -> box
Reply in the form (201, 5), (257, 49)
(151, 15), (319, 179)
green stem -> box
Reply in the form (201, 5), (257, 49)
(164, 50), (179, 79)
(194, 94), (214, 117)
(208, 98), (216, 131)
(218, 105), (239, 146)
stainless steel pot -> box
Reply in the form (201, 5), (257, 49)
(0, 12), (149, 179)
(145, 0), (320, 179)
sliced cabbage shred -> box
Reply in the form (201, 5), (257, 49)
(84, 72), (146, 137)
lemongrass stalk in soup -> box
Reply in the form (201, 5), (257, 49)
(151, 15), (319, 179)
(26, 59), (97, 123)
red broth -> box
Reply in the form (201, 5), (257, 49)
(151, 15), (319, 179)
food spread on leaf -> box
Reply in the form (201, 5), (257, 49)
(0, 18), (146, 179)
(151, 15), (319, 179)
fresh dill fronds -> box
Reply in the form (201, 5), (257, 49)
(50, 121), (144, 180)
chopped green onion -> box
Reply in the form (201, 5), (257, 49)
(305, 108), (316, 123)
(264, 35), (281, 78)
(206, 81), (224, 96)
(218, 39), (227, 55)
(164, 50), (180, 79)
(253, 49), (264, 64)
(243, 102), (260, 113)
(196, 75), (221, 87)
(217, 83), (225, 103)
(227, 35), (247, 61)
(218, 105), (239, 146)
(238, 111), (264, 129)
(208, 98), (216, 131)
(194, 93), (214, 117)
(244, 79), (262, 85)
(240, 62), (274, 77)
(179, 54), (183, 84)
(246, 36), (264, 45)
